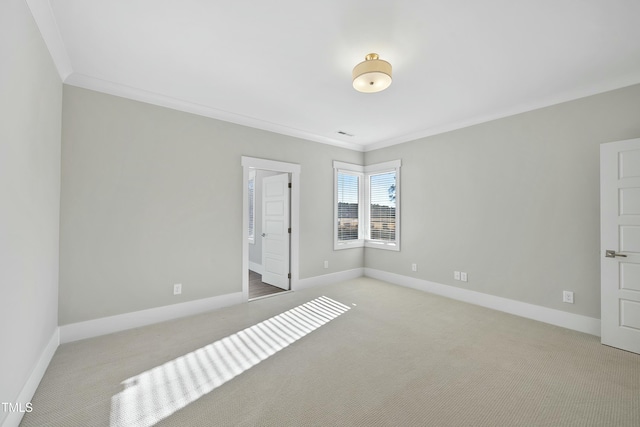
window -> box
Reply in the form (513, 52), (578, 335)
(334, 160), (401, 251)
(248, 170), (256, 244)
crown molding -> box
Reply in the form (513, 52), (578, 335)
(27, 0), (640, 154)
(365, 74), (640, 152)
(63, 71), (640, 154)
(26, 0), (73, 80)
(64, 73), (366, 152)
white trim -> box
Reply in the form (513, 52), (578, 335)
(365, 268), (601, 336)
(248, 262), (263, 275)
(296, 268), (365, 291)
(332, 161), (364, 172)
(26, 0), (73, 80)
(59, 292), (243, 343)
(364, 159), (401, 172)
(2, 328), (60, 427)
(242, 156), (301, 174)
(241, 157), (301, 301)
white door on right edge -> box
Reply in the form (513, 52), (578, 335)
(601, 138), (640, 354)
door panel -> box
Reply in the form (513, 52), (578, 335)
(619, 149), (640, 178)
(620, 226), (640, 252)
(601, 138), (640, 354)
(261, 173), (290, 290)
(620, 262), (640, 292)
(620, 188), (640, 214)
(620, 300), (640, 330)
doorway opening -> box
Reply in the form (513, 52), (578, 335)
(249, 170), (290, 300)
(248, 270), (286, 300)
(241, 157), (300, 302)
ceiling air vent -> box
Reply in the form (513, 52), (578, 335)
(337, 131), (354, 137)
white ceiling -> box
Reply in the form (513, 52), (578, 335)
(28, 0), (640, 151)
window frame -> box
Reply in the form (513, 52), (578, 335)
(333, 160), (401, 251)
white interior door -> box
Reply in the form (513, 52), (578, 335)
(601, 138), (640, 354)
(261, 173), (290, 290)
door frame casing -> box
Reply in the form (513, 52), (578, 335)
(241, 156), (301, 301)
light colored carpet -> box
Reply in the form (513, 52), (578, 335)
(21, 277), (640, 426)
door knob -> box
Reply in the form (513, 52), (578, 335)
(605, 249), (627, 258)
(261, 233), (266, 237)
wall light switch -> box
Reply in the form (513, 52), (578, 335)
(412, 263), (417, 272)
(173, 283), (182, 295)
(454, 271), (461, 280)
(460, 272), (468, 282)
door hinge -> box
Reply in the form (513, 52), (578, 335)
(288, 183), (292, 188)
(288, 273), (291, 279)
(288, 227), (291, 233)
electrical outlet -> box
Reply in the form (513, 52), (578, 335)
(173, 283), (182, 295)
(454, 271), (461, 280)
(411, 263), (417, 272)
(324, 260), (329, 269)
(563, 291), (574, 304)
(460, 272), (468, 282)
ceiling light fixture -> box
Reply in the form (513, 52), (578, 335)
(352, 53), (392, 93)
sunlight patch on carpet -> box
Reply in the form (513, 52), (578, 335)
(109, 296), (351, 427)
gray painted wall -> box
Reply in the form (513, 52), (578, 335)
(58, 83), (640, 325)
(59, 86), (363, 325)
(0, 0), (62, 420)
(365, 84), (640, 319)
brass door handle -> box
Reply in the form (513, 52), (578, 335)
(605, 250), (627, 258)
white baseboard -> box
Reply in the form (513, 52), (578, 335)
(248, 262), (263, 274)
(365, 268), (601, 336)
(60, 292), (244, 343)
(2, 328), (60, 427)
(59, 267), (364, 343)
(296, 268), (364, 291)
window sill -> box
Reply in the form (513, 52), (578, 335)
(334, 240), (364, 250)
(335, 240), (399, 251)
(365, 240), (400, 251)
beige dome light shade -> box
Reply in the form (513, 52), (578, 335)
(352, 53), (392, 93)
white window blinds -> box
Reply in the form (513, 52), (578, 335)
(337, 172), (360, 241)
(337, 171), (360, 240)
(369, 171), (396, 242)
